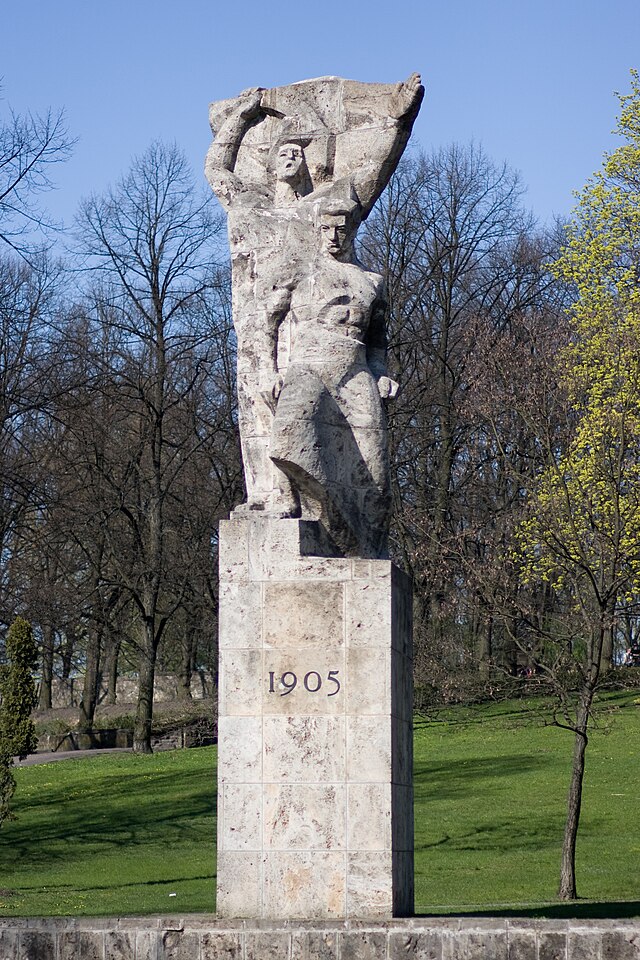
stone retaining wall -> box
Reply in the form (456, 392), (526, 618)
(1, 916), (638, 959)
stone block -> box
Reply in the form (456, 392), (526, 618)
(389, 930), (442, 960)
(245, 932), (290, 960)
(291, 931), (338, 960)
(392, 785), (414, 852)
(217, 716), (262, 782)
(0, 931), (19, 960)
(218, 520), (249, 582)
(264, 782), (346, 849)
(346, 851), (393, 917)
(345, 648), (389, 714)
(219, 582), (262, 648)
(538, 931), (567, 960)
(134, 931), (157, 960)
(219, 782), (262, 850)
(507, 929), (536, 960)
(462, 930), (508, 959)
(262, 851), (346, 918)
(602, 930), (640, 959)
(59, 933), (104, 960)
(347, 783), (391, 849)
(104, 932), (134, 960)
(217, 517), (413, 918)
(263, 582), (344, 646)
(568, 931), (600, 960)
(160, 931), (199, 960)
(19, 932), (55, 960)
(391, 718), (413, 784)
(392, 851), (414, 916)
(346, 579), (391, 646)
(216, 852), (262, 917)
(263, 716), (346, 782)
(262, 649), (345, 715)
(346, 716), (391, 781)
(218, 650), (262, 715)
(200, 931), (243, 960)
(340, 931), (388, 960)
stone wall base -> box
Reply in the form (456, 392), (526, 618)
(1, 916), (638, 959)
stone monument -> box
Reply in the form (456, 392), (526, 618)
(206, 73), (423, 920)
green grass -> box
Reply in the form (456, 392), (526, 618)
(1, 691), (639, 917)
(413, 691), (640, 916)
(1, 749), (217, 916)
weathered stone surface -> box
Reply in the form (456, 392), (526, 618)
(216, 518), (414, 919)
(216, 851), (262, 917)
(291, 931), (338, 960)
(59, 932), (103, 960)
(200, 931), (243, 960)
(263, 582), (344, 646)
(104, 932), (134, 960)
(389, 930), (443, 960)
(245, 931), (290, 960)
(262, 716), (346, 781)
(160, 930), (199, 960)
(20, 932), (55, 960)
(538, 930), (567, 960)
(340, 931), (388, 960)
(262, 851), (347, 919)
(219, 782), (262, 850)
(218, 581), (262, 647)
(346, 851), (393, 917)
(217, 716), (262, 782)
(462, 929), (508, 960)
(134, 931), (157, 960)
(0, 920), (640, 960)
(602, 929), (640, 959)
(206, 75), (423, 557)
(568, 931), (600, 960)
(0, 930), (19, 960)
(506, 929), (536, 960)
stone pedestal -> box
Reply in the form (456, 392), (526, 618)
(216, 517), (413, 920)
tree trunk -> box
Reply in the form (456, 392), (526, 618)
(38, 622), (54, 710)
(177, 628), (195, 701)
(78, 625), (102, 732)
(599, 624), (613, 673)
(104, 636), (120, 704)
(558, 691), (592, 899)
(133, 625), (156, 754)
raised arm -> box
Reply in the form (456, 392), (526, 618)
(351, 72), (425, 219)
(204, 88), (264, 210)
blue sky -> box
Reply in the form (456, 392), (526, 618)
(2, 0), (639, 232)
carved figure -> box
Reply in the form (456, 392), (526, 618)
(205, 74), (423, 555)
(270, 196), (396, 557)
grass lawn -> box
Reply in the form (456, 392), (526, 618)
(1, 691), (639, 917)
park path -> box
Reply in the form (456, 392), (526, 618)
(16, 747), (132, 766)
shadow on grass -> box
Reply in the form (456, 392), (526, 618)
(416, 901), (640, 919)
(414, 754), (548, 799)
(3, 767), (216, 870)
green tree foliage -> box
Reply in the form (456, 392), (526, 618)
(0, 617), (38, 824)
(516, 70), (640, 899)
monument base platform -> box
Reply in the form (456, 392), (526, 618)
(217, 517), (413, 920)
(1, 916), (636, 960)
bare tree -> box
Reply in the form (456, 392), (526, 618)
(0, 94), (73, 257)
(73, 141), (233, 752)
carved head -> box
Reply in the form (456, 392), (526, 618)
(268, 131), (313, 192)
(316, 196), (362, 260)
(274, 143), (306, 183)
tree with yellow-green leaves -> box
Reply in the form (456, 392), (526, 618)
(516, 70), (640, 900)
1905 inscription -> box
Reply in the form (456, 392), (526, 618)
(268, 670), (341, 697)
